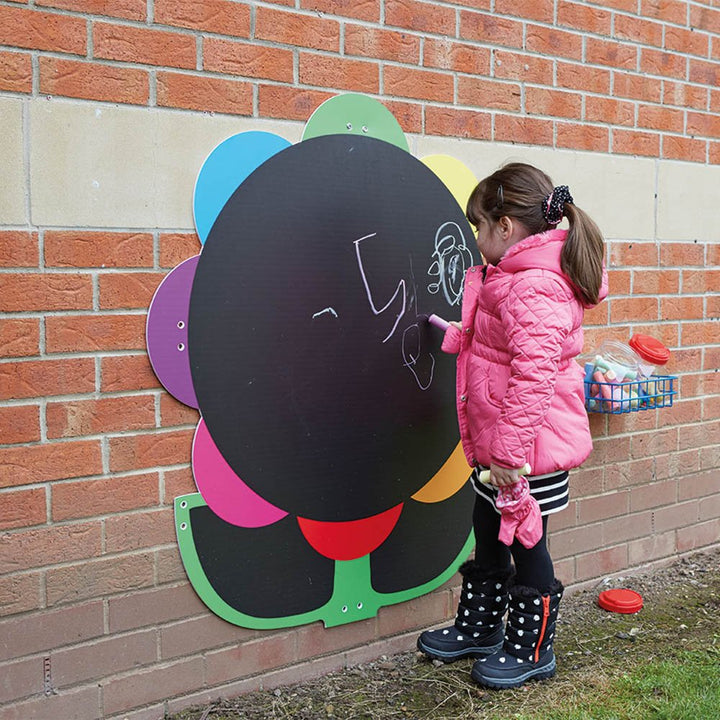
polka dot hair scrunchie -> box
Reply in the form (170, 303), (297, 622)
(542, 185), (573, 226)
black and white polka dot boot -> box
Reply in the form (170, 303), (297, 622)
(471, 579), (564, 689)
(417, 562), (511, 663)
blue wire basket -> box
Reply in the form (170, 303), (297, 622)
(585, 375), (677, 414)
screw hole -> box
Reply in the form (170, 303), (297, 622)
(180, 522), (187, 530)
(341, 605), (348, 613)
(177, 320), (185, 329)
(346, 123), (352, 130)
(177, 343), (185, 351)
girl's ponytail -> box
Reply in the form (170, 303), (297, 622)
(560, 203), (605, 306)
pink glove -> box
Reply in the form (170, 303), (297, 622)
(495, 476), (543, 549)
(440, 324), (461, 354)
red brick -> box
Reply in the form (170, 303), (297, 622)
(683, 268), (720, 293)
(37, 0), (147, 21)
(424, 106), (492, 141)
(609, 296), (659, 324)
(679, 418), (720, 451)
(628, 530), (677, 566)
(160, 393), (199, 427)
(163, 467), (196, 501)
(384, 65), (453, 102)
(0, 318), (40, 358)
(613, 128), (661, 157)
(0, 357), (95, 401)
(662, 135), (707, 162)
(642, 0), (688, 25)
(384, 100), (423, 134)
(641, 47), (687, 80)
(46, 395), (156, 439)
(0, 50), (32, 93)
(154, 0), (250, 35)
(586, 96), (635, 126)
(385, 0), (455, 35)
(556, 123), (610, 152)
(0, 230), (38, 267)
(108, 428), (194, 472)
(525, 24), (583, 60)
(459, 10), (523, 48)
(682, 321), (717, 347)
(526, 87), (582, 119)
(299, 53), (379, 93)
(0, 655), (44, 703)
(494, 114), (554, 146)
(0, 573), (42, 618)
(558, 1), (612, 34)
(638, 104), (684, 133)
(45, 552), (155, 606)
(557, 62), (611, 94)
(0, 5), (86, 54)
(577, 490), (630, 523)
(677, 518), (720, 553)
(687, 111), (720, 139)
(575, 544), (628, 581)
(0, 273), (93, 312)
(157, 71), (253, 115)
(664, 80), (708, 110)
(258, 85), (333, 121)
(159, 234), (199, 268)
(660, 241), (705, 266)
(94, 22), (196, 68)
(204, 38), (293, 82)
(105, 508), (176, 552)
(689, 58), (720, 87)
(692, 4), (720, 33)
(493, 49), (553, 84)
(0, 439), (103, 489)
(629, 479), (678, 512)
(107, 584), (206, 633)
(44, 231), (153, 268)
(103, 657), (205, 715)
(100, 354), (160, 393)
(632, 268), (680, 294)
(45, 314), (147, 353)
(423, 38), (489, 75)
(586, 37), (637, 70)
(496, 0), (553, 22)
(457, 76), (521, 111)
(0, 487), (46, 530)
(660, 296), (705, 321)
(615, 14), (663, 46)
(0, 685), (100, 718)
(346, 24), (420, 63)
(53, 628), (157, 687)
(603, 457), (654, 491)
(303, 0), (381, 22)
(255, 7), (340, 51)
(206, 632), (298, 685)
(98, 271), (166, 310)
(0, 522), (102, 574)
(39, 57), (149, 105)
(678, 469), (720, 501)
(160, 613), (254, 660)
(665, 25), (710, 57)
(0, 404), (40, 444)
(155, 546), (186, 584)
(51, 472), (159, 521)
(614, 74), (659, 104)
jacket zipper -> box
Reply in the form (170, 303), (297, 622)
(534, 595), (551, 663)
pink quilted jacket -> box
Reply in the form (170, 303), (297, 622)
(442, 229), (607, 474)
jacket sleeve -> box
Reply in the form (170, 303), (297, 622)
(441, 324), (461, 354)
(490, 274), (575, 469)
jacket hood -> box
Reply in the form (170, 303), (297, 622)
(497, 229), (608, 309)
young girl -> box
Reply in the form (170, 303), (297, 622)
(418, 163), (607, 689)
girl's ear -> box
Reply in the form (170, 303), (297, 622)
(498, 215), (513, 239)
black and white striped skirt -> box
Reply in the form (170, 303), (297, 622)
(470, 468), (570, 517)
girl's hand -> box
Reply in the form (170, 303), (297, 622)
(488, 463), (520, 487)
(449, 321), (462, 330)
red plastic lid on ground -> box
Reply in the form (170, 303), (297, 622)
(629, 334), (671, 366)
(598, 588), (644, 614)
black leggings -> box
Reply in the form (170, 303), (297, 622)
(472, 494), (555, 591)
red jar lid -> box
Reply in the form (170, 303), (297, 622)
(629, 334), (671, 365)
(598, 588), (643, 614)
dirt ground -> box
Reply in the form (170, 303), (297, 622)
(170, 547), (720, 720)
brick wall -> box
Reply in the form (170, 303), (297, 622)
(1, 1), (719, 718)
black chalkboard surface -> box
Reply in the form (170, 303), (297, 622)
(188, 134), (478, 523)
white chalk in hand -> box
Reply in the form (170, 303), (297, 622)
(477, 462), (532, 484)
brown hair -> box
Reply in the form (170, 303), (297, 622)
(466, 162), (605, 305)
